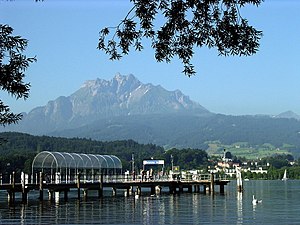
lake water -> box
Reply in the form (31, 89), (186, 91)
(0, 180), (299, 224)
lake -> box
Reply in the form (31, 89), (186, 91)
(0, 180), (299, 224)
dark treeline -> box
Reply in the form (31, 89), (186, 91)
(242, 154), (300, 180)
(242, 166), (300, 180)
(2, 132), (300, 180)
(0, 132), (208, 174)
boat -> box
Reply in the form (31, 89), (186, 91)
(282, 169), (288, 181)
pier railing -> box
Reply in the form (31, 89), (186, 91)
(0, 172), (229, 186)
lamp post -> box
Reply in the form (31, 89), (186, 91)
(131, 153), (135, 180)
(131, 153), (135, 173)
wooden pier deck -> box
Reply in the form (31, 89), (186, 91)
(0, 173), (230, 203)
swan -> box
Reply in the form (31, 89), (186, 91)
(252, 195), (262, 205)
(252, 195), (258, 205)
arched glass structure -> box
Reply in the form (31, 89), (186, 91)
(32, 151), (122, 183)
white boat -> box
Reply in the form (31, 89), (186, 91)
(282, 169), (288, 181)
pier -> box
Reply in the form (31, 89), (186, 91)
(0, 151), (230, 204)
(0, 172), (230, 204)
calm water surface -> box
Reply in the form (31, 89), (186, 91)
(0, 180), (299, 224)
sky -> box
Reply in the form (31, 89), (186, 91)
(1, 0), (300, 116)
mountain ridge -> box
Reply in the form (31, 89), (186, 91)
(3, 73), (210, 134)
(2, 73), (300, 156)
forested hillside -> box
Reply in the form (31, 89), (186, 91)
(0, 132), (208, 174)
(52, 114), (300, 155)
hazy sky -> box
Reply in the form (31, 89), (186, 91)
(1, 0), (300, 116)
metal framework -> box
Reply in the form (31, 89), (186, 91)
(31, 151), (122, 183)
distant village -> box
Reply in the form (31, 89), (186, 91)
(178, 149), (296, 180)
(213, 150), (295, 178)
(210, 154), (268, 177)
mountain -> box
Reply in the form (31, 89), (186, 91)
(70, 73), (208, 117)
(3, 73), (300, 156)
(3, 73), (210, 134)
(51, 113), (300, 153)
(275, 111), (300, 120)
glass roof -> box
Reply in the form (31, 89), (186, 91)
(32, 151), (122, 170)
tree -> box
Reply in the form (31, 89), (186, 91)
(99, 0), (263, 77)
(0, 24), (36, 126)
(225, 151), (232, 159)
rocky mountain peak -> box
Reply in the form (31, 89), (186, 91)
(111, 73), (141, 95)
(2, 73), (210, 134)
(73, 73), (208, 115)
(80, 73), (141, 96)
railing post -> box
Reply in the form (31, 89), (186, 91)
(12, 171), (15, 189)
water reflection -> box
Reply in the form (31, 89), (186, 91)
(20, 204), (25, 225)
(2, 181), (300, 224)
(237, 192), (243, 224)
(0, 190), (235, 224)
(192, 193), (200, 223)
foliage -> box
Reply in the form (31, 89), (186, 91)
(246, 166), (300, 180)
(0, 24), (36, 126)
(208, 143), (291, 160)
(2, 132), (300, 180)
(164, 147), (208, 170)
(36, 114), (300, 159)
(240, 153), (298, 179)
(42, 114), (300, 158)
(99, 0), (263, 76)
(225, 151), (232, 159)
(261, 154), (293, 169)
(0, 132), (208, 174)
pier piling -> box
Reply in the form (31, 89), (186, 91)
(77, 173), (81, 199)
(39, 172), (44, 200)
(21, 172), (28, 203)
(98, 174), (103, 198)
(9, 172), (16, 203)
(112, 187), (116, 196)
(236, 167), (243, 192)
(64, 190), (68, 201)
(210, 173), (215, 194)
(151, 186), (155, 195)
(48, 190), (54, 201)
(220, 184), (225, 194)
